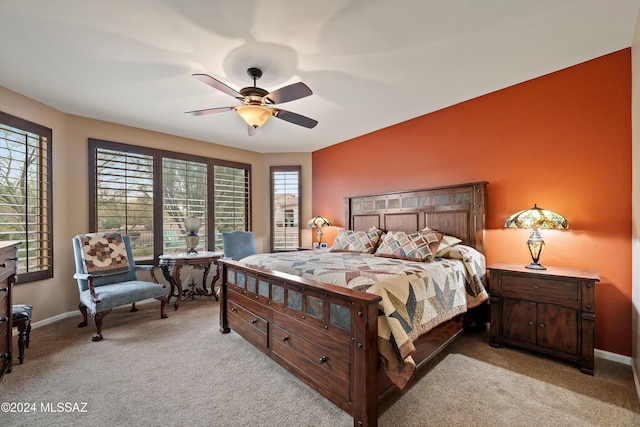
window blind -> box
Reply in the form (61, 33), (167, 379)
(271, 167), (300, 251)
(93, 147), (154, 260)
(213, 164), (250, 250)
(162, 157), (207, 254)
(0, 112), (53, 282)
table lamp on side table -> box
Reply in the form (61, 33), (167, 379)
(504, 204), (568, 270)
(184, 216), (202, 254)
(307, 216), (332, 248)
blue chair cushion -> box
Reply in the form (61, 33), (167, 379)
(12, 304), (32, 320)
(79, 281), (167, 314)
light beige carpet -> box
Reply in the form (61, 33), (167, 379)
(2, 298), (639, 426)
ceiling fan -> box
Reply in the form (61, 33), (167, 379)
(186, 67), (318, 136)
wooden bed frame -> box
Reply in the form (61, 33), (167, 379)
(219, 182), (487, 427)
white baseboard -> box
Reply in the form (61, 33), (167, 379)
(632, 360), (640, 403)
(14, 299), (161, 335)
(594, 348), (631, 365)
(12, 310), (79, 336)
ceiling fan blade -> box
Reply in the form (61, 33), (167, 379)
(264, 82), (312, 105)
(185, 106), (235, 116)
(248, 125), (262, 136)
(273, 109), (318, 129)
(193, 74), (243, 100)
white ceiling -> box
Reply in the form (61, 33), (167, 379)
(1, 0), (638, 153)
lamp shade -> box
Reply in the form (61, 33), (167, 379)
(306, 216), (332, 228)
(184, 216), (202, 234)
(236, 105), (272, 128)
(504, 204), (568, 230)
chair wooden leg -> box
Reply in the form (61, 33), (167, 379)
(25, 321), (31, 348)
(156, 295), (168, 319)
(15, 318), (26, 364)
(78, 303), (89, 328)
(91, 309), (111, 342)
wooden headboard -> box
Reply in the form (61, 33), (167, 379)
(344, 181), (487, 254)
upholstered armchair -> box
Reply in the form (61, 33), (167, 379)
(222, 231), (257, 260)
(72, 233), (168, 342)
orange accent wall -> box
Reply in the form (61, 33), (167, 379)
(312, 49), (632, 356)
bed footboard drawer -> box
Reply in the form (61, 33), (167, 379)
(271, 329), (350, 402)
(227, 299), (269, 351)
(271, 312), (351, 402)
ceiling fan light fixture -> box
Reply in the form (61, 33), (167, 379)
(236, 105), (272, 128)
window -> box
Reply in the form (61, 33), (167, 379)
(89, 139), (251, 262)
(91, 142), (154, 259)
(270, 166), (300, 251)
(0, 112), (53, 283)
(213, 164), (251, 250)
(162, 156), (208, 254)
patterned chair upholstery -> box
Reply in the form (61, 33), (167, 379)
(222, 231), (257, 261)
(72, 233), (168, 342)
(12, 304), (32, 364)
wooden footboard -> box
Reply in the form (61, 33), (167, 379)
(219, 259), (467, 427)
(220, 259), (381, 426)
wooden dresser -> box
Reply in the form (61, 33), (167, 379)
(488, 263), (599, 375)
(0, 241), (19, 382)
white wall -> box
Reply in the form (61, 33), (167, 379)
(631, 7), (640, 398)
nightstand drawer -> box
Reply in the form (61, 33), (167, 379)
(501, 273), (577, 303)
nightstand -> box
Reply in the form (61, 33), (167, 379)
(488, 263), (599, 375)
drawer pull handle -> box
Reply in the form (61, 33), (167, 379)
(319, 356), (328, 364)
(0, 317), (8, 323)
(586, 304), (592, 309)
(251, 319), (257, 325)
(0, 287), (8, 293)
(539, 323), (546, 328)
(282, 336), (289, 342)
(0, 263), (5, 268)
(532, 285), (539, 289)
(0, 353), (8, 359)
(231, 307), (237, 313)
(9, 257), (17, 261)
(528, 321), (535, 326)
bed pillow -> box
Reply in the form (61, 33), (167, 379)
(330, 228), (383, 253)
(422, 227), (462, 255)
(374, 230), (442, 262)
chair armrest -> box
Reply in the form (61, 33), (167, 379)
(73, 272), (100, 303)
(73, 272), (91, 281)
(134, 265), (165, 288)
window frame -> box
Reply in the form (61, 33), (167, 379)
(89, 139), (251, 263)
(0, 111), (54, 283)
(270, 165), (301, 252)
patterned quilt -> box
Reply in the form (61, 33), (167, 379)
(77, 232), (130, 276)
(240, 245), (488, 389)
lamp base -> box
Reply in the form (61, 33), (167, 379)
(526, 262), (546, 270)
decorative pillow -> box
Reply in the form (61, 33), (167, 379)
(422, 227), (462, 255)
(330, 228), (383, 253)
(374, 230), (442, 262)
(78, 232), (130, 276)
(436, 235), (462, 256)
